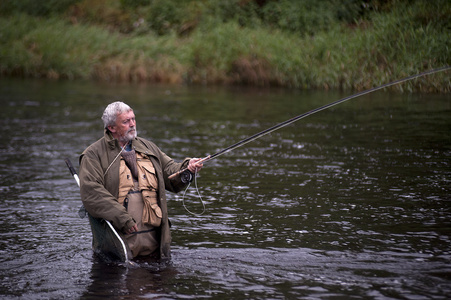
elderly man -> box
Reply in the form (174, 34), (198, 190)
(79, 101), (203, 260)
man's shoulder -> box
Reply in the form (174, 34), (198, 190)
(82, 136), (107, 156)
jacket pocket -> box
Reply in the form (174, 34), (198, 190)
(138, 160), (158, 191)
(142, 190), (162, 227)
(118, 159), (134, 204)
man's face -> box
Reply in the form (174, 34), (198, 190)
(108, 110), (137, 144)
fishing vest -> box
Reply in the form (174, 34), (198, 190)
(118, 152), (162, 227)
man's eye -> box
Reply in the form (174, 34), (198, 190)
(122, 117), (134, 124)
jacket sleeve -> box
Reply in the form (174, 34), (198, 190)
(79, 152), (135, 232)
(159, 151), (191, 193)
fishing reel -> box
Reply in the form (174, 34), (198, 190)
(180, 169), (194, 184)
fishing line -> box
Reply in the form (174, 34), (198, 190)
(182, 170), (206, 216)
(178, 66), (450, 214)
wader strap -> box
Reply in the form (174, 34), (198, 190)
(130, 228), (156, 235)
(128, 190), (142, 195)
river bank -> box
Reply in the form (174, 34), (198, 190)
(0, 0), (450, 92)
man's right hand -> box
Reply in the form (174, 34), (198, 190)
(125, 224), (138, 234)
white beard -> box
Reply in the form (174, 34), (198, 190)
(119, 127), (137, 144)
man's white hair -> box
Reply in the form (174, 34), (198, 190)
(102, 101), (132, 129)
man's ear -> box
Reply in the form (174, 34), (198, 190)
(108, 125), (116, 133)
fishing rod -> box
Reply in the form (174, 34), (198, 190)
(169, 66), (450, 179)
(64, 158), (131, 264)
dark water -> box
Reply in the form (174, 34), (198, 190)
(0, 78), (450, 299)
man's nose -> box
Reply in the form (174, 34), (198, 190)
(130, 119), (136, 127)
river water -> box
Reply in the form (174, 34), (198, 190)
(0, 78), (450, 299)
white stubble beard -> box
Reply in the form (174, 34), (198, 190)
(119, 127), (137, 144)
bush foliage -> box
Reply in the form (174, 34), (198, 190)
(0, 0), (449, 92)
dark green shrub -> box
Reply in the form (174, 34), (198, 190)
(0, 0), (80, 16)
(120, 0), (150, 9)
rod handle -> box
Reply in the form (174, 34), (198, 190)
(168, 155), (210, 180)
(168, 168), (186, 180)
(65, 158), (77, 176)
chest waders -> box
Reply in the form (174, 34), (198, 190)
(119, 152), (161, 257)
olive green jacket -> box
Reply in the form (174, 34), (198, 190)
(79, 130), (190, 259)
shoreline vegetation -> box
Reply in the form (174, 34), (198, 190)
(0, 0), (450, 92)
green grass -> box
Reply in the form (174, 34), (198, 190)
(0, 0), (449, 92)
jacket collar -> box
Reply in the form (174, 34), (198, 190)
(104, 129), (120, 150)
(131, 138), (157, 158)
(104, 129), (157, 158)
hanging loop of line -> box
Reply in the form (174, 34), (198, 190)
(169, 65), (450, 181)
(182, 169), (206, 216)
